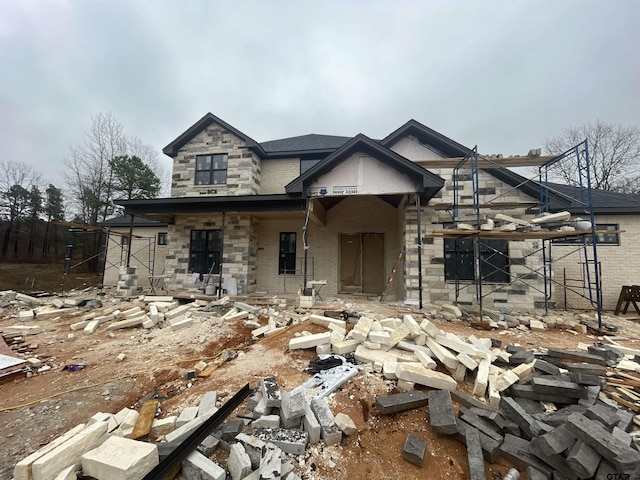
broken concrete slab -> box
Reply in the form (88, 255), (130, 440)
(228, 443), (252, 480)
(254, 427), (309, 455)
(182, 450), (225, 480)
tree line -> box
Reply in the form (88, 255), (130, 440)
(0, 112), (164, 261)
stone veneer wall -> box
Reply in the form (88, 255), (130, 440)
(404, 168), (547, 309)
(171, 124), (260, 197)
(165, 214), (256, 294)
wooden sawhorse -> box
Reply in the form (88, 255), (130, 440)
(614, 285), (640, 315)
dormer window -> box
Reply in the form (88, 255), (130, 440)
(195, 154), (228, 185)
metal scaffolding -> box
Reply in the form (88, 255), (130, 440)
(431, 140), (606, 327)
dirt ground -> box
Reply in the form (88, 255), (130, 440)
(1, 291), (639, 480)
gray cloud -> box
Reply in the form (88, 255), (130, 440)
(1, 0), (639, 190)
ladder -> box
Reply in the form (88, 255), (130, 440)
(380, 250), (405, 302)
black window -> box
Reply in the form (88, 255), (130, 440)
(553, 224), (619, 245)
(195, 154), (228, 185)
(157, 232), (168, 245)
(444, 237), (510, 283)
(189, 230), (222, 275)
(279, 232), (297, 275)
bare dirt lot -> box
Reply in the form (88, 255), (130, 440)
(1, 288), (639, 480)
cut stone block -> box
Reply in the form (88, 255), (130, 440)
(354, 345), (398, 364)
(289, 331), (331, 350)
(197, 435), (220, 457)
(170, 318), (193, 330)
(403, 314), (422, 337)
(164, 409), (216, 444)
(388, 324), (410, 347)
(260, 376), (282, 408)
(182, 450), (225, 480)
(537, 425), (576, 456)
(396, 362), (457, 390)
(473, 354), (491, 397)
(435, 333), (480, 357)
(309, 314), (346, 329)
(382, 362), (398, 379)
(455, 419), (502, 464)
(459, 410), (503, 443)
(259, 443), (282, 479)
(584, 404), (620, 430)
(331, 338), (360, 354)
(566, 440), (601, 479)
(150, 416), (176, 439)
(31, 421), (108, 480)
(415, 350), (436, 369)
(303, 403), (321, 444)
(530, 376), (587, 399)
(252, 415), (280, 429)
(228, 443), (252, 480)
(350, 316), (374, 342)
(420, 318), (440, 338)
(334, 413), (357, 435)
(547, 347), (608, 366)
(457, 352), (478, 370)
(368, 330), (391, 345)
(177, 406), (199, 428)
(197, 391), (218, 417)
(465, 426), (487, 480)
(310, 397), (335, 427)
(14, 424), (85, 480)
(402, 434), (426, 467)
(426, 337), (460, 370)
(280, 390), (306, 428)
(428, 390), (457, 434)
(565, 412), (640, 471)
(493, 370), (519, 392)
(81, 435), (158, 480)
(321, 425), (342, 446)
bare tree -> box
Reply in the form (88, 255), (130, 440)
(64, 113), (163, 225)
(544, 120), (640, 193)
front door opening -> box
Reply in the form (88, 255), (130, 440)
(340, 233), (384, 294)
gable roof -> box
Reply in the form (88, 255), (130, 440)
(381, 119), (472, 157)
(285, 133), (444, 199)
(260, 134), (351, 153)
(163, 112), (264, 158)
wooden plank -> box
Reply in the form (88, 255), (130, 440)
(601, 390), (640, 413)
(414, 155), (556, 169)
(129, 399), (159, 440)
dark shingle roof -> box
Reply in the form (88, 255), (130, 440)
(546, 183), (640, 214)
(259, 134), (352, 153)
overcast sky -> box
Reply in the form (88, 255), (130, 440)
(1, 0), (639, 190)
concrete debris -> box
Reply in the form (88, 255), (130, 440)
(6, 287), (640, 480)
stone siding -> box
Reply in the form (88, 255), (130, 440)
(171, 123), (261, 197)
(165, 214), (256, 294)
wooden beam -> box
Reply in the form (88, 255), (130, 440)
(309, 198), (327, 226)
(129, 399), (159, 440)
